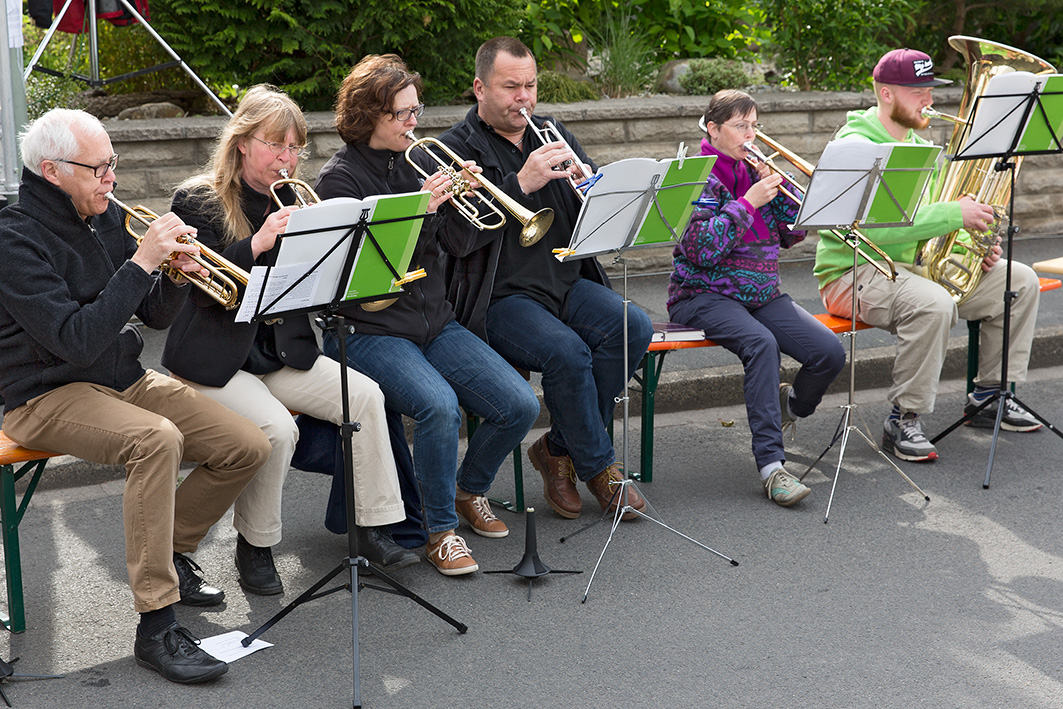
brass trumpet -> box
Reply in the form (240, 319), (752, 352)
(404, 131), (554, 247)
(519, 107), (593, 201)
(106, 192), (250, 310)
(269, 169), (321, 209)
(742, 130), (897, 281)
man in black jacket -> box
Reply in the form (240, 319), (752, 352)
(0, 109), (270, 684)
(440, 37), (654, 521)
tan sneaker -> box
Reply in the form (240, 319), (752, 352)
(455, 495), (509, 538)
(425, 532), (479, 576)
(586, 463), (644, 521)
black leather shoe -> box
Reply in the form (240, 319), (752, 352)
(173, 553), (225, 607)
(235, 534), (283, 596)
(134, 621), (228, 684)
(356, 526), (419, 571)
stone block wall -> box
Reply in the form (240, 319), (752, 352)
(105, 89), (1063, 237)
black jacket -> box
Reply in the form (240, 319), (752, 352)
(0, 168), (188, 412)
(438, 106), (609, 341)
(314, 142), (478, 345)
(161, 182), (318, 387)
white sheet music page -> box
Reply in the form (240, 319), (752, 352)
(236, 263), (322, 323)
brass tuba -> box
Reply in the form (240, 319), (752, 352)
(106, 192), (250, 310)
(915, 36), (1056, 303)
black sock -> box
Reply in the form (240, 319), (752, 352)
(138, 605), (176, 638)
(546, 438), (568, 458)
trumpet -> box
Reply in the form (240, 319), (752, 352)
(106, 192), (250, 310)
(741, 130), (897, 282)
(404, 131), (554, 247)
(269, 169), (321, 209)
(519, 108), (593, 201)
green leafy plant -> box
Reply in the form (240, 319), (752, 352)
(765, 0), (917, 91)
(585, 5), (656, 97)
(678, 58), (755, 96)
(536, 70), (600, 102)
(151, 0), (525, 110)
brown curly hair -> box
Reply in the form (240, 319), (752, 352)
(334, 54), (424, 145)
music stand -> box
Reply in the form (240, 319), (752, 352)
(237, 193), (465, 709)
(553, 153), (740, 602)
(928, 73), (1063, 488)
(793, 139), (936, 522)
(23, 0), (231, 115)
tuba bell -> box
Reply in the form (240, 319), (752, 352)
(915, 36), (1056, 303)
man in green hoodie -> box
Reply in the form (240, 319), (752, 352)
(815, 48), (1042, 463)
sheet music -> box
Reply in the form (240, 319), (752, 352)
(236, 263), (321, 322)
(960, 72), (1043, 158)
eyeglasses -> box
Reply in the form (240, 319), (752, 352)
(251, 136), (310, 159)
(53, 154), (119, 178)
(723, 121), (762, 133)
(390, 104), (425, 122)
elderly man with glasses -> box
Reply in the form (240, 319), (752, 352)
(0, 108), (272, 684)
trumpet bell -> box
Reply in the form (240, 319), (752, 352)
(520, 209), (555, 247)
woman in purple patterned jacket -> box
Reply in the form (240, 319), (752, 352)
(668, 89), (845, 508)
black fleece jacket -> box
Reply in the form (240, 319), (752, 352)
(0, 168), (188, 412)
(313, 141), (478, 345)
(161, 181), (318, 387)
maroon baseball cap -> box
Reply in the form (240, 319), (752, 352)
(873, 49), (952, 87)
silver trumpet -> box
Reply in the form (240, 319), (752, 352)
(519, 107), (593, 201)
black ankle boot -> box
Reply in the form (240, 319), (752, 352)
(355, 526), (419, 570)
(235, 534), (283, 596)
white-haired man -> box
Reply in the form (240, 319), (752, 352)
(0, 109), (271, 683)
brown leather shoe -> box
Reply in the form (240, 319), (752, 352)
(586, 463), (644, 521)
(528, 434), (582, 519)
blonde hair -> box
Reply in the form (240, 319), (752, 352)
(179, 85), (307, 245)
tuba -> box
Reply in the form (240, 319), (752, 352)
(915, 36), (1056, 303)
(106, 192), (250, 310)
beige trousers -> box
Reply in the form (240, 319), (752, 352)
(3, 371), (271, 612)
(177, 354), (404, 547)
(820, 259), (1039, 414)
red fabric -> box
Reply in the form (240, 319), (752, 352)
(52, 0), (151, 34)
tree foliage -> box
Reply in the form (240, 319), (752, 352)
(150, 0), (525, 109)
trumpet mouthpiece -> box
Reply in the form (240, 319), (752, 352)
(404, 130), (416, 141)
(279, 169), (290, 179)
(743, 141), (766, 161)
(921, 107), (938, 118)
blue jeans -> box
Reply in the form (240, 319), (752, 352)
(323, 320), (539, 534)
(670, 292), (846, 469)
(486, 278), (653, 481)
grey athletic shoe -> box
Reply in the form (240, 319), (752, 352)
(882, 413), (938, 462)
(964, 393), (1042, 432)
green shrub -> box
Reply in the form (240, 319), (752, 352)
(586, 6), (656, 98)
(536, 70), (599, 103)
(150, 0), (524, 110)
(678, 59), (754, 96)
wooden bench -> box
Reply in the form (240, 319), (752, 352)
(0, 432), (58, 633)
(630, 276), (1062, 483)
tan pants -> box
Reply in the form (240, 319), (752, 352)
(3, 371), (270, 612)
(820, 259), (1040, 414)
(176, 355), (404, 547)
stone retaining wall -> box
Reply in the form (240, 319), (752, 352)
(106, 89), (1063, 238)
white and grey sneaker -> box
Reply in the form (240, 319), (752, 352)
(882, 413), (938, 462)
(763, 467), (811, 507)
(964, 394), (1043, 432)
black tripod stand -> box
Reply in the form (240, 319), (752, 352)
(929, 84), (1063, 488)
(24, 0), (230, 115)
(238, 212), (465, 708)
(930, 160), (1063, 487)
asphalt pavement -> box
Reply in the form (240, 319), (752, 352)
(2, 233), (1063, 707)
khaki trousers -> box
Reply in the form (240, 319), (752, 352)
(820, 259), (1039, 414)
(3, 371), (270, 612)
(177, 355), (404, 547)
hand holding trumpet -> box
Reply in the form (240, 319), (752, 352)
(423, 161), (482, 213)
(251, 205), (299, 258)
(130, 211), (203, 278)
(518, 141), (582, 195)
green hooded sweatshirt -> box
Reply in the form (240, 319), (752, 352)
(813, 106), (964, 288)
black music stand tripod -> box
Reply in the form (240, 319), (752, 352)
(791, 147), (935, 521)
(239, 212), (466, 708)
(929, 85), (1063, 488)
